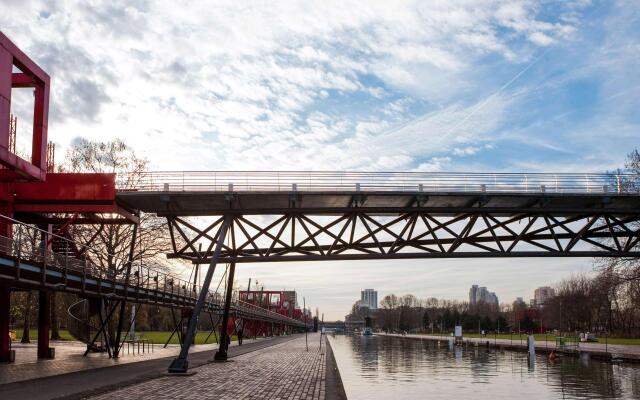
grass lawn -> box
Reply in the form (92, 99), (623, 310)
(423, 332), (640, 345)
(12, 329), (239, 345)
(136, 331), (238, 345)
(14, 329), (75, 341)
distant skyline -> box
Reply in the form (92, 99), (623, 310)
(1, 1), (638, 319)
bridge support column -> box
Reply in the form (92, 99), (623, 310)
(113, 219), (138, 359)
(214, 262), (235, 361)
(0, 283), (12, 362)
(37, 290), (54, 359)
(168, 216), (231, 373)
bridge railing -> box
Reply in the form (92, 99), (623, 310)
(0, 225), (198, 301)
(125, 171), (640, 194)
(0, 214), (307, 325)
(0, 215), (211, 302)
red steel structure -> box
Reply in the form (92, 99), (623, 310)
(0, 32), (309, 367)
(0, 31), (134, 362)
(238, 290), (307, 337)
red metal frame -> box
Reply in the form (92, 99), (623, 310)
(0, 31), (49, 181)
(0, 33), (135, 224)
(239, 290), (304, 321)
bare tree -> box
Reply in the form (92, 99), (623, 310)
(597, 149), (640, 282)
(20, 292), (33, 343)
(61, 138), (172, 273)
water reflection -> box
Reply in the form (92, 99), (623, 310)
(329, 335), (640, 400)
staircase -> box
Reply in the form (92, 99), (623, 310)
(50, 225), (86, 261)
(66, 299), (108, 352)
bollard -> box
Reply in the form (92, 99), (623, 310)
(527, 335), (535, 358)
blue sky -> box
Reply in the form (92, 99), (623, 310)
(2, 0), (639, 319)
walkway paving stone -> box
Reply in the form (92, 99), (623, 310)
(87, 334), (325, 400)
(0, 340), (220, 385)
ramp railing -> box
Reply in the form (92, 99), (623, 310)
(0, 214), (306, 327)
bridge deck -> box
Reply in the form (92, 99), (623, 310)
(116, 171), (640, 215)
(118, 190), (640, 216)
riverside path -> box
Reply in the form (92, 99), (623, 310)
(87, 333), (326, 400)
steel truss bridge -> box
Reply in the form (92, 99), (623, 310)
(119, 171), (640, 263)
(114, 171), (640, 372)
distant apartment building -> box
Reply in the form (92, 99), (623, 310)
(513, 297), (526, 307)
(533, 286), (556, 307)
(469, 284), (498, 305)
(361, 289), (378, 309)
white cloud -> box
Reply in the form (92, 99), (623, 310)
(1, 0), (587, 173)
(3, 0), (631, 319)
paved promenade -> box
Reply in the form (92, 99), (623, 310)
(0, 340), (220, 385)
(88, 333), (325, 400)
(381, 333), (640, 361)
(0, 335), (301, 399)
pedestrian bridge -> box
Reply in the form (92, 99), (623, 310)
(116, 171), (640, 263)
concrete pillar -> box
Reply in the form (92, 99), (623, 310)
(0, 284), (11, 362)
(37, 290), (54, 359)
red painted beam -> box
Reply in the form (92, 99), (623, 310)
(13, 214), (133, 225)
(0, 45), (13, 151)
(0, 152), (47, 181)
(11, 173), (138, 223)
(0, 33), (50, 83)
(14, 173), (116, 201)
(11, 72), (35, 88)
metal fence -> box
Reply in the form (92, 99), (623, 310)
(124, 171), (640, 194)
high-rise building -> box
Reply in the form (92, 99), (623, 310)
(469, 284), (498, 305)
(533, 286), (555, 307)
(469, 285), (479, 304)
(361, 289), (378, 309)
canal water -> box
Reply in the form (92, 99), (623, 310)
(328, 334), (640, 399)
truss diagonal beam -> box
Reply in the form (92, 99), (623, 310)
(165, 212), (640, 263)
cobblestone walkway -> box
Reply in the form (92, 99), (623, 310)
(87, 334), (325, 400)
(0, 340), (220, 385)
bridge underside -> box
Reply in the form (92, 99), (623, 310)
(117, 191), (640, 262)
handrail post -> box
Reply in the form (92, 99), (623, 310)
(64, 241), (68, 286)
(82, 258), (87, 293)
(15, 226), (22, 280)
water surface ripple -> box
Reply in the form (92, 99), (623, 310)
(328, 334), (640, 399)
